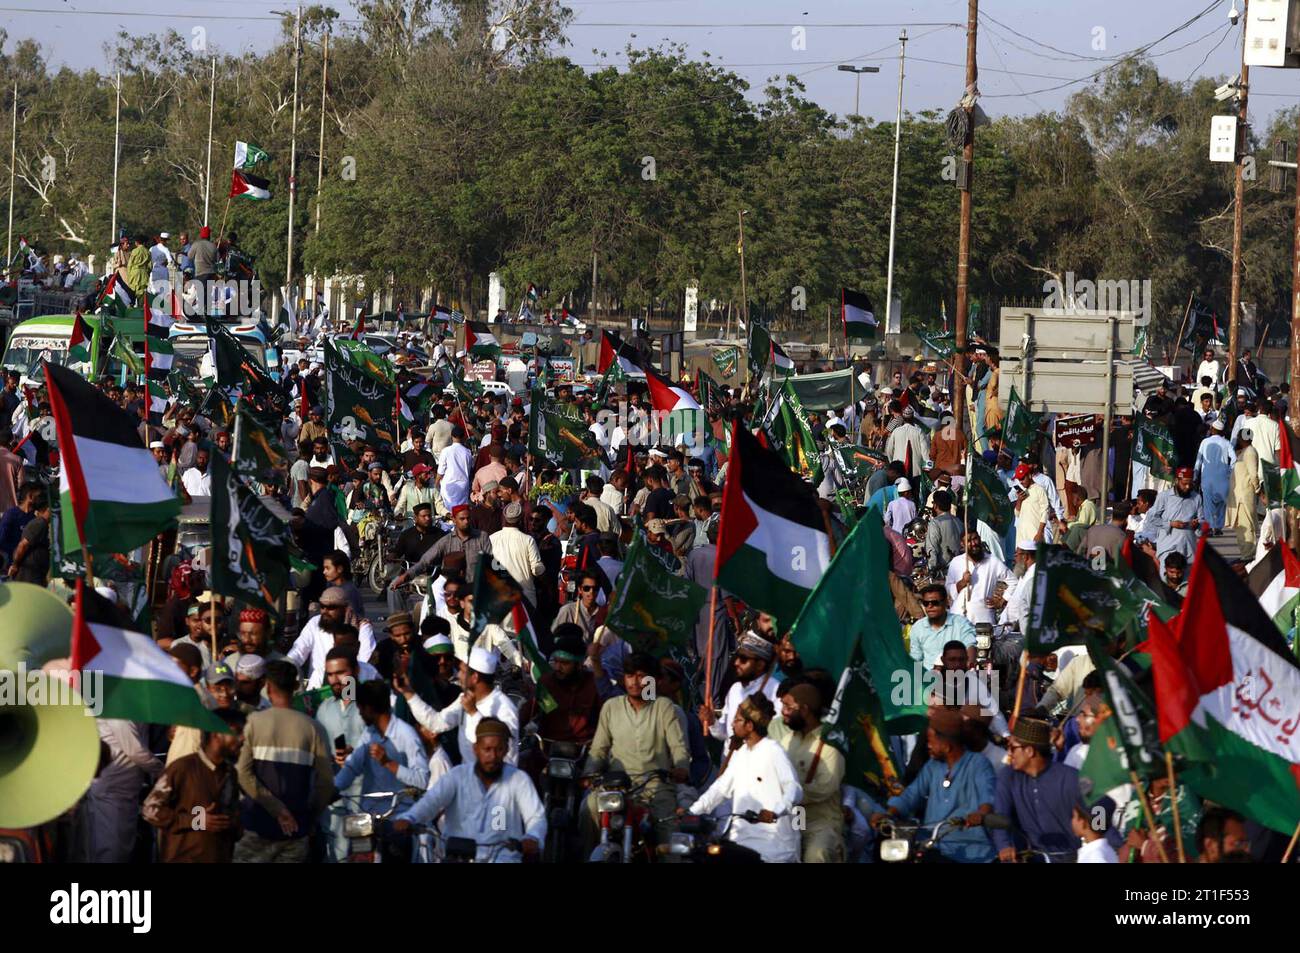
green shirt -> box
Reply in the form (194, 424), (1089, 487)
(587, 695), (689, 781)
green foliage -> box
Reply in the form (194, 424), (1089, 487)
(4, 12), (1298, 346)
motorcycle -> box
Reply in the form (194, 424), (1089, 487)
(358, 516), (404, 596)
(877, 816), (965, 863)
(658, 812), (766, 864)
(527, 733), (587, 864)
(586, 769), (668, 863)
(338, 789), (422, 863)
(419, 830), (528, 864)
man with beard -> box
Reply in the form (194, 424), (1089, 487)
(945, 530), (1012, 627)
(372, 611), (418, 683)
(226, 608), (287, 673)
(391, 504), (493, 593)
(317, 648), (366, 862)
(520, 627), (601, 745)
(699, 631), (781, 747)
(399, 647), (521, 764)
(288, 587), (377, 690)
(685, 693), (803, 863)
(770, 680), (844, 862)
(393, 718), (545, 863)
(1136, 466), (1204, 570)
(872, 708), (996, 863)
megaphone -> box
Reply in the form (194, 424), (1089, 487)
(0, 583), (101, 829)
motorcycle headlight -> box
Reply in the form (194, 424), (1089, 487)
(547, 759), (575, 780)
(880, 838), (911, 863)
(607, 812), (626, 832)
(343, 814), (374, 838)
(596, 791), (625, 813)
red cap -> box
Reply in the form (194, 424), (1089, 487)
(451, 504), (470, 517)
(1013, 463), (1032, 480)
(1175, 466), (1193, 478)
(411, 463), (433, 477)
(199, 226), (211, 239)
(239, 608), (268, 624)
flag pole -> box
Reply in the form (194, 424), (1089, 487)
(703, 585), (718, 710)
(1164, 751), (1185, 863)
(1282, 820), (1300, 863)
(1128, 771), (1171, 863)
(203, 57), (215, 227)
(1008, 649), (1027, 731)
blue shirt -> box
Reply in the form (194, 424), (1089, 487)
(991, 760), (1079, 858)
(888, 751), (997, 863)
(0, 506), (33, 559)
(334, 716), (430, 814)
(909, 612), (976, 667)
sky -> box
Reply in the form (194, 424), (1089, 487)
(3, 0), (1298, 129)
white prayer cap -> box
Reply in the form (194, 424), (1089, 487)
(423, 634), (454, 654)
(468, 646), (500, 675)
(1211, 417), (1224, 431)
(1017, 539), (1038, 552)
(149, 440), (165, 449)
(648, 447), (668, 459)
(895, 478), (912, 492)
(159, 232), (170, 239)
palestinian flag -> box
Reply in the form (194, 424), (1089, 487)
(1278, 424), (1300, 508)
(143, 298), (174, 428)
(715, 422), (833, 628)
(1150, 540), (1300, 834)
(98, 273), (136, 312)
(512, 600), (556, 714)
(842, 288), (877, 341)
(67, 311), (92, 366)
(351, 307), (366, 341)
(598, 329), (640, 376)
(1246, 542), (1300, 641)
(643, 364), (703, 443)
(229, 169), (271, 200)
(430, 303), (463, 323)
(233, 140), (270, 170)
(44, 362), (180, 556)
(71, 581), (226, 731)
(146, 381), (169, 423)
(466, 321), (501, 357)
(770, 338), (795, 374)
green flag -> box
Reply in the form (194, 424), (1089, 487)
(232, 401), (287, 483)
(593, 359), (625, 412)
(916, 329), (956, 358)
(209, 454), (293, 617)
(785, 368), (860, 414)
(964, 455), (1014, 536)
(765, 381), (823, 486)
(110, 325), (143, 377)
(605, 531), (708, 656)
(695, 368), (724, 413)
(1001, 386), (1040, 457)
(1024, 544), (1147, 653)
(323, 339), (399, 464)
(1078, 640), (1164, 804)
(209, 322), (248, 389)
(528, 392), (602, 469)
(1132, 418), (1177, 483)
(470, 554), (523, 638)
(713, 346), (739, 378)
(791, 510), (927, 799)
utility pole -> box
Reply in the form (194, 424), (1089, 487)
(884, 29), (908, 344)
(1228, 0), (1250, 377)
(952, 0), (978, 426)
(285, 5), (303, 295)
(6, 82), (16, 269)
(836, 63), (880, 119)
(203, 58), (215, 226)
(1290, 110), (1300, 394)
(590, 247), (598, 321)
(315, 29), (328, 236)
(110, 70), (121, 248)
(738, 209), (749, 381)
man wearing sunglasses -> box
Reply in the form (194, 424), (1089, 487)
(909, 583), (976, 669)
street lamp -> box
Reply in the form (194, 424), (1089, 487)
(837, 64), (880, 119)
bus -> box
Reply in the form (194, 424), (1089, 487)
(167, 321), (280, 381)
(0, 314), (146, 385)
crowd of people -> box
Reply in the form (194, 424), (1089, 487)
(0, 305), (1289, 865)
